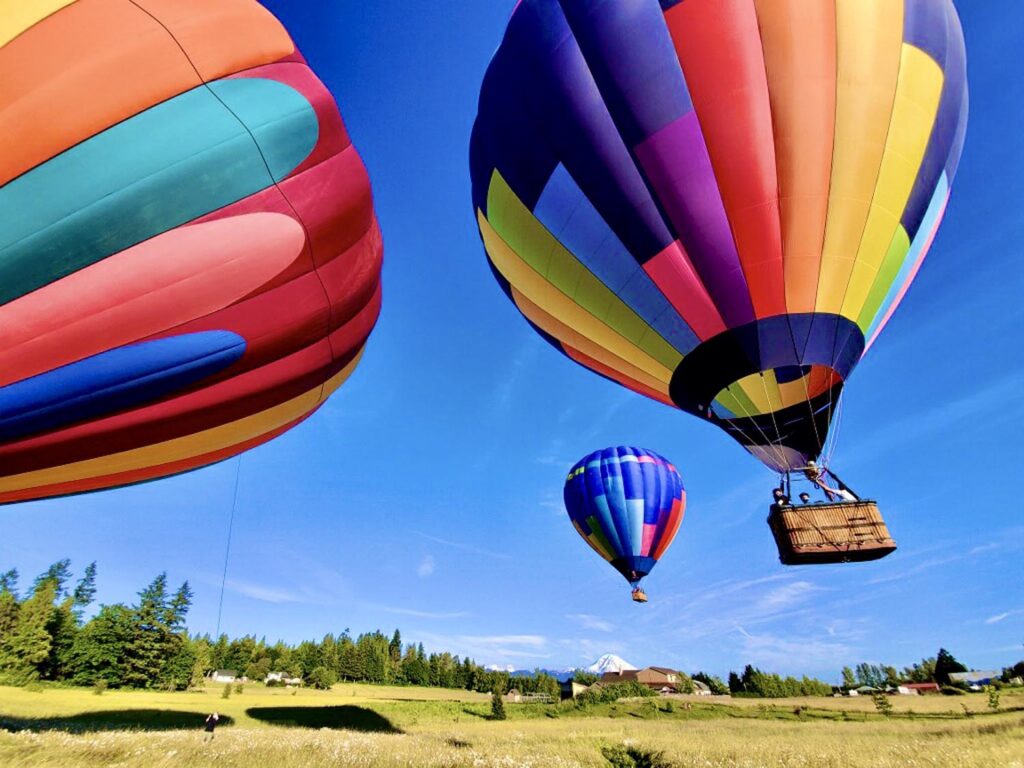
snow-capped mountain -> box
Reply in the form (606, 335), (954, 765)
(585, 654), (638, 675)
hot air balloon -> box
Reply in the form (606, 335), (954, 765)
(0, 0), (382, 504)
(564, 447), (686, 602)
(472, 0), (967, 563)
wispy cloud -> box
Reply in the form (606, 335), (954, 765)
(372, 606), (468, 620)
(736, 626), (853, 671)
(985, 609), (1022, 625)
(868, 541), (1005, 585)
(566, 613), (614, 633)
(416, 632), (551, 665)
(758, 581), (823, 611)
(225, 578), (306, 604)
(855, 372), (1024, 456)
(413, 531), (512, 560)
(417, 555), (436, 579)
(223, 577), (343, 607)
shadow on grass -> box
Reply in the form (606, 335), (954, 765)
(0, 710), (235, 733)
(246, 706), (403, 733)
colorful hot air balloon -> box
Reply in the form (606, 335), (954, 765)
(0, 0), (382, 504)
(564, 447), (686, 602)
(471, 0), (968, 474)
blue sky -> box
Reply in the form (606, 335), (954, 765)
(1, 1), (1022, 681)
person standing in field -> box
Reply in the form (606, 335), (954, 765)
(203, 712), (220, 742)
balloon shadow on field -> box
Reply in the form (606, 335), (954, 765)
(0, 710), (235, 733)
(246, 706), (403, 733)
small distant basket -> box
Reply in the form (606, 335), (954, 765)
(767, 501), (896, 565)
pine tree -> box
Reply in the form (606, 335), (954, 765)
(190, 637), (213, 689)
(123, 573), (170, 688)
(165, 582), (192, 632)
(491, 684), (507, 720)
(0, 589), (19, 648)
(0, 569), (19, 598)
(1, 580), (56, 682)
(935, 648), (968, 686)
(72, 563), (98, 612)
(33, 560), (72, 601)
(389, 629), (402, 664)
(727, 671), (743, 694)
(40, 598), (77, 681)
(841, 666), (856, 689)
(319, 634), (340, 675)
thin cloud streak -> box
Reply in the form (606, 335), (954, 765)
(566, 613), (614, 633)
(413, 531), (513, 560)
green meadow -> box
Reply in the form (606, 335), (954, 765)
(1, 684), (1022, 767)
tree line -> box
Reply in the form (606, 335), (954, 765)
(0, 560), (560, 697)
(2, 560), (1020, 697)
(0, 561), (194, 689)
(840, 648), (1024, 690)
(724, 666), (833, 698)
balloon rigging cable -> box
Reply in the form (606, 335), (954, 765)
(215, 455), (243, 639)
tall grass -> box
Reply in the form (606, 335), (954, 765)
(0, 685), (1022, 767)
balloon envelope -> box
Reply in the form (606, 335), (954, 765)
(564, 447), (686, 585)
(472, 0), (968, 471)
(0, 0), (382, 503)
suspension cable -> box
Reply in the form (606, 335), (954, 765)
(215, 455), (243, 639)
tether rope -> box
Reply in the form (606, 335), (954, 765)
(215, 455), (243, 639)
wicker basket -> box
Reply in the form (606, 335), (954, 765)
(767, 501), (896, 565)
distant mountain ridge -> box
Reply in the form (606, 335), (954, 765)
(484, 654), (637, 682)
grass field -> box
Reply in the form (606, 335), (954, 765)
(1, 683), (1021, 767)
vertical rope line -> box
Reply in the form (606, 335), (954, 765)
(215, 455), (243, 639)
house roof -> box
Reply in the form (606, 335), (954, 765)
(692, 680), (711, 691)
(647, 667), (679, 675)
(903, 682), (940, 689)
(600, 670), (639, 682)
(213, 669), (237, 676)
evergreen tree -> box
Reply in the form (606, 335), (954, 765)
(166, 582), (193, 632)
(934, 648), (968, 685)
(841, 666), (856, 689)
(0, 580), (56, 682)
(40, 597), (77, 681)
(490, 684), (506, 720)
(72, 563), (98, 612)
(0, 569), (19, 598)
(882, 665), (900, 687)
(727, 671), (743, 694)
(161, 633), (197, 690)
(389, 629), (402, 664)
(33, 560), (73, 601)
(0, 589), (19, 648)
(123, 573), (170, 688)
(319, 634), (340, 675)
(339, 635), (363, 681)
(66, 604), (135, 687)
(190, 637), (213, 689)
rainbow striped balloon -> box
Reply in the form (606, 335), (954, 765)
(472, 0), (968, 472)
(0, 1), (382, 503)
(564, 447), (686, 587)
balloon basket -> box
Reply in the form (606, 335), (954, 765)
(767, 501), (896, 565)
(631, 588), (648, 604)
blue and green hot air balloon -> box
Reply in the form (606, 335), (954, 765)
(564, 447), (686, 603)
